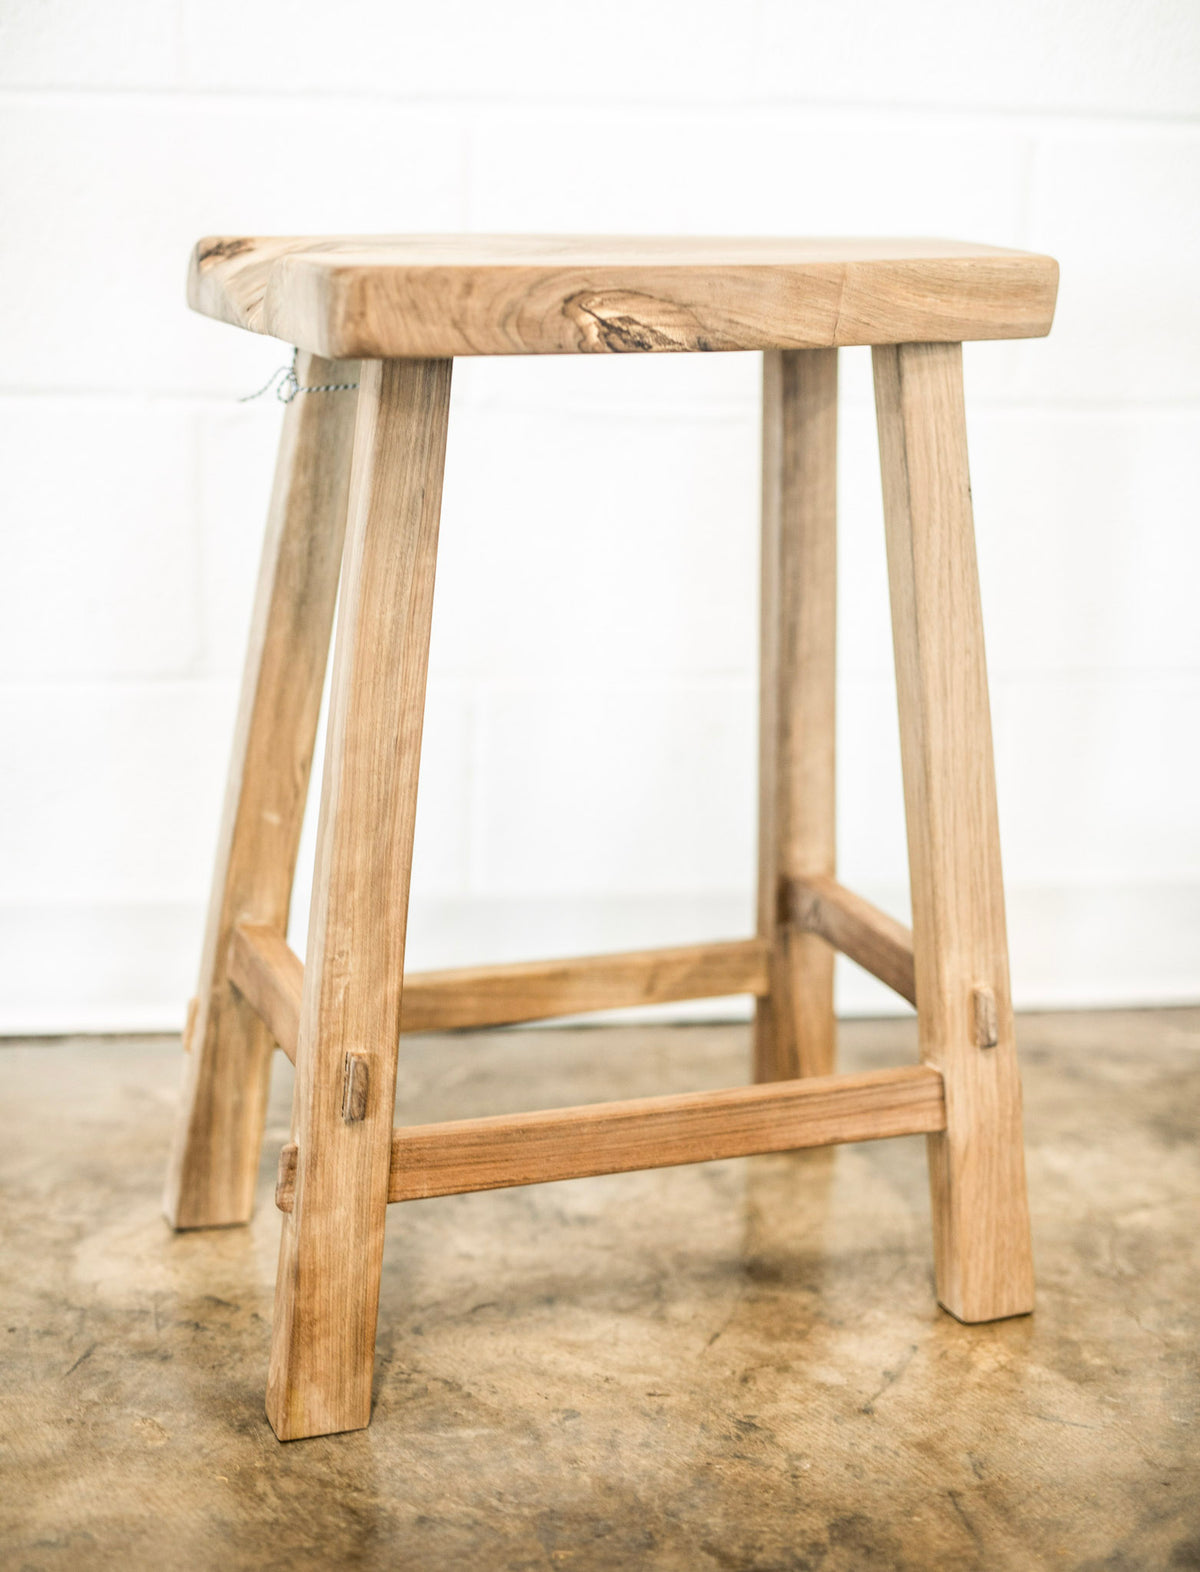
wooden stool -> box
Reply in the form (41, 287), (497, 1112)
(165, 236), (1059, 1440)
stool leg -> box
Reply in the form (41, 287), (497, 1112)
(755, 348), (838, 1082)
(266, 358), (453, 1440)
(873, 341), (1034, 1323)
(164, 357), (359, 1229)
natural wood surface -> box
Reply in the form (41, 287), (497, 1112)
(755, 348), (839, 1083)
(790, 875), (917, 1007)
(874, 340), (1034, 1324)
(228, 922), (301, 1065)
(267, 357), (452, 1442)
(163, 356), (357, 1229)
(231, 923), (769, 1058)
(271, 1065), (946, 1211)
(188, 235), (1059, 359)
(398, 936), (770, 1030)
(181, 996), (199, 1054)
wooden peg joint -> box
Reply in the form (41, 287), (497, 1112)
(341, 1054), (370, 1122)
(276, 1143), (298, 1212)
(971, 985), (999, 1048)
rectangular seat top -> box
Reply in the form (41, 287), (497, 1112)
(188, 234), (1058, 359)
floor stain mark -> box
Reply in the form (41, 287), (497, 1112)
(64, 1343), (97, 1378)
(860, 1344), (918, 1414)
(948, 1488), (981, 1543)
(1035, 1411), (1101, 1431)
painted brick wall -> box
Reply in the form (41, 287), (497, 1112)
(2, 0), (1198, 1029)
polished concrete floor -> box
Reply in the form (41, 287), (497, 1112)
(1, 1009), (1197, 1571)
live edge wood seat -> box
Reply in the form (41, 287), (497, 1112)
(189, 233), (1057, 357)
(166, 233), (1058, 1442)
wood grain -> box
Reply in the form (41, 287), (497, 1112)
(874, 340), (1034, 1324)
(163, 356), (357, 1229)
(272, 1065), (946, 1211)
(181, 995), (199, 1054)
(188, 235), (1059, 359)
(789, 874), (916, 1007)
(266, 357), (452, 1442)
(399, 937), (769, 1030)
(228, 922), (301, 1064)
(755, 348), (839, 1082)
(230, 922), (769, 1056)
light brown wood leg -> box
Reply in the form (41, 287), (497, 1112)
(266, 358), (453, 1440)
(164, 357), (359, 1229)
(873, 341), (1034, 1323)
(755, 348), (839, 1082)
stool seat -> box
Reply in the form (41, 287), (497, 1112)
(188, 233), (1058, 360)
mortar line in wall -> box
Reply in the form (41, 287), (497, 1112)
(0, 385), (763, 420)
(457, 398), (759, 423)
(469, 396), (1200, 420)
(466, 673), (759, 695)
(7, 666), (1200, 695)
(990, 669), (1200, 685)
(424, 673), (762, 691)
(6, 878), (1200, 908)
(3, 387), (1200, 418)
(744, 96), (1200, 131)
(0, 387), (294, 409)
(1, 85), (1199, 132)
(0, 675), (242, 693)
(960, 400), (1200, 418)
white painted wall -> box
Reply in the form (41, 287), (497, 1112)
(2, 0), (1198, 1032)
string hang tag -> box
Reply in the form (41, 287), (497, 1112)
(240, 348), (359, 404)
